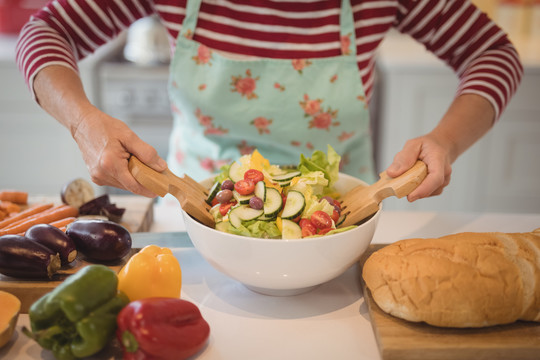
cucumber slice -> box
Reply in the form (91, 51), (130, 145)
(258, 214), (277, 221)
(281, 219), (302, 239)
(206, 181), (221, 205)
(233, 190), (252, 205)
(272, 171), (300, 183)
(254, 181), (266, 201)
(263, 187), (283, 218)
(281, 190), (305, 219)
(229, 205), (264, 228)
(274, 180), (291, 187)
(228, 161), (244, 182)
(215, 221), (230, 232)
(209, 203), (221, 219)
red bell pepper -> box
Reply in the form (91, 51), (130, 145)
(117, 297), (210, 360)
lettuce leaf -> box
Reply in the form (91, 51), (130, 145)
(218, 220), (281, 239)
(298, 145), (341, 188)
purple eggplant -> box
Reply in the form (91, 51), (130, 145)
(79, 194), (126, 222)
(0, 234), (61, 279)
(25, 224), (77, 265)
(66, 219), (132, 262)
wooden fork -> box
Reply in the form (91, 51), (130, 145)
(128, 156), (215, 228)
(338, 161), (427, 228)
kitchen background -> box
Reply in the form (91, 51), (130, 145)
(0, 0), (539, 214)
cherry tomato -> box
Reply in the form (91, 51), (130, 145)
(300, 220), (317, 237)
(219, 201), (236, 216)
(234, 179), (255, 195)
(299, 218), (312, 228)
(244, 169), (264, 184)
(310, 210), (333, 230)
(331, 209), (340, 223)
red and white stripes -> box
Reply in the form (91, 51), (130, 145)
(15, 0), (522, 119)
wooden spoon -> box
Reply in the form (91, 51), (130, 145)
(128, 156), (215, 228)
(338, 161), (427, 227)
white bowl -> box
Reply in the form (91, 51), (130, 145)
(182, 173), (380, 296)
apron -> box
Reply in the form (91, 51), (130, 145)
(167, 0), (376, 184)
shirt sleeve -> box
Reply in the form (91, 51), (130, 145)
(15, 0), (155, 100)
(395, 0), (523, 121)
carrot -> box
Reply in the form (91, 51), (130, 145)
(0, 190), (28, 204)
(0, 201), (21, 214)
(49, 216), (77, 229)
(0, 204), (78, 236)
(0, 203), (54, 230)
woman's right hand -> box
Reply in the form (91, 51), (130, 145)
(33, 65), (167, 197)
(73, 107), (168, 197)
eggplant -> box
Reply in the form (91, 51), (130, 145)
(25, 224), (77, 265)
(66, 219), (132, 262)
(79, 194), (126, 223)
(61, 178), (95, 209)
(0, 235), (61, 279)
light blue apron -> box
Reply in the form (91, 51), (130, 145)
(167, 0), (376, 184)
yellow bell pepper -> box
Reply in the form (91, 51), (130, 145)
(118, 245), (182, 301)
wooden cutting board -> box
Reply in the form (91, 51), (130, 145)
(359, 244), (540, 360)
(0, 195), (153, 313)
(27, 194), (155, 233)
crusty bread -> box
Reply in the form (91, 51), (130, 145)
(362, 228), (540, 328)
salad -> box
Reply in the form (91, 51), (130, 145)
(206, 146), (355, 239)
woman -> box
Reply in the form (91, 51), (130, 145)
(16, 0), (522, 201)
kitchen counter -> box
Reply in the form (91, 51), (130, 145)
(2, 205), (539, 360)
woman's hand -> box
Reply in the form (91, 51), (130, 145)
(73, 108), (167, 197)
(386, 134), (452, 202)
(385, 93), (496, 202)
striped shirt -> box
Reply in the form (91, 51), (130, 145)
(15, 0), (523, 120)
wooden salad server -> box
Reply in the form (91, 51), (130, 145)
(128, 156), (215, 228)
(338, 161), (427, 227)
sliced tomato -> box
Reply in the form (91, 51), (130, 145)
(244, 169), (264, 184)
(310, 210), (333, 230)
(331, 209), (340, 223)
(234, 179), (255, 195)
(219, 201), (236, 216)
(300, 220), (317, 237)
(211, 198), (219, 206)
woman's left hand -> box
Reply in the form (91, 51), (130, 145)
(385, 134), (453, 202)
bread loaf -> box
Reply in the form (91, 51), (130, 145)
(362, 228), (540, 328)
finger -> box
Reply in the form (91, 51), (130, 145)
(124, 135), (168, 172)
(407, 162), (451, 201)
(386, 139), (422, 178)
(94, 148), (160, 198)
(114, 154), (162, 198)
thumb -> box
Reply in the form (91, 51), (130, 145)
(386, 149), (420, 178)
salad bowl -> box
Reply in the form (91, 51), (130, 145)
(182, 173), (381, 296)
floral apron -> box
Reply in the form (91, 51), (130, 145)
(167, 0), (376, 184)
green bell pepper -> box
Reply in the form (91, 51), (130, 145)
(23, 264), (129, 360)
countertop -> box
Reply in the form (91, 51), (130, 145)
(2, 204), (539, 360)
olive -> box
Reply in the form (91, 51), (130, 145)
(221, 180), (234, 191)
(249, 196), (264, 210)
(215, 189), (233, 204)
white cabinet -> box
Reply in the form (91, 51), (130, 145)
(374, 32), (540, 213)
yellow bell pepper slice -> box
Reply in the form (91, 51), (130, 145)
(118, 245), (182, 301)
